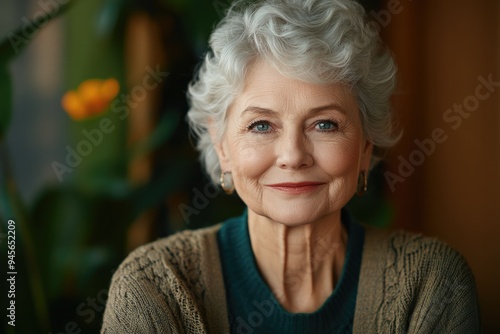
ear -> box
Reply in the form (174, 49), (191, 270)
(360, 139), (373, 172)
(208, 118), (232, 172)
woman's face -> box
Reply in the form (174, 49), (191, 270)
(215, 61), (372, 226)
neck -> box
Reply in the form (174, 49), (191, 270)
(248, 210), (348, 313)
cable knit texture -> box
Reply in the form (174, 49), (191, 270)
(101, 223), (480, 333)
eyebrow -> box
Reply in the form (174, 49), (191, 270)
(310, 103), (347, 114)
(241, 103), (347, 115)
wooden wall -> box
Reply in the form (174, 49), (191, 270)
(382, 1), (500, 332)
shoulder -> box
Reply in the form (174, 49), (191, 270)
(110, 223), (222, 300)
(118, 223), (221, 277)
(102, 224), (222, 333)
(356, 226), (480, 333)
(364, 226), (473, 280)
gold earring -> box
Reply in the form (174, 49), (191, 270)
(220, 171), (234, 195)
(357, 170), (367, 196)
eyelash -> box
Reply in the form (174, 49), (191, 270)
(315, 119), (340, 132)
(247, 119), (340, 133)
(247, 120), (272, 133)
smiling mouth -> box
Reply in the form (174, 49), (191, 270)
(266, 182), (325, 194)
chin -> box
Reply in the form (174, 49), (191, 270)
(258, 203), (330, 227)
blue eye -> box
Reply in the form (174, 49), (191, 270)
(316, 120), (338, 131)
(249, 121), (271, 133)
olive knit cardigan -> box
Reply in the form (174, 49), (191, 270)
(101, 223), (480, 333)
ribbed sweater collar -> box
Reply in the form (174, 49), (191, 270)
(217, 209), (365, 334)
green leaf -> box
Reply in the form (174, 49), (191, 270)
(0, 1), (75, 63)
(0, 0), (75, 140)
(0, 63), (12, 141)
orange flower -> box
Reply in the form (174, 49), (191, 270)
(62, 78), (120, 120)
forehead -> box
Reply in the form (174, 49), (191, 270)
(235, 60), (358, 114)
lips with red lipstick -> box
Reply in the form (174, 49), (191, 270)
(266, 182), (325, 194)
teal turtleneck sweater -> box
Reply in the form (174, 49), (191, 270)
(217, 210), (365, 334)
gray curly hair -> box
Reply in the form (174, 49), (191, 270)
(187, 0), (399, 184)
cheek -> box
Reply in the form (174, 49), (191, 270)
(314, 138), (362, 177)
(228, 139), (274, 184)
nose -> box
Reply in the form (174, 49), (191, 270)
(276, 129), (313, 169)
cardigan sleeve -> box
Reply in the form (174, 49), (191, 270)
(101, 270), (182, 333)
(354, 228), (481, 334)
(100, 235), (211, 334)
(406, 241), (481, 334)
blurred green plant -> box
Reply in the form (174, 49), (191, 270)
(0, 3), (75, 333)
(0, 2), (73, 140)
(0, 1), (191, 332)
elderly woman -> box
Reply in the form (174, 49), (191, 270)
(102, 0), (480, 333)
